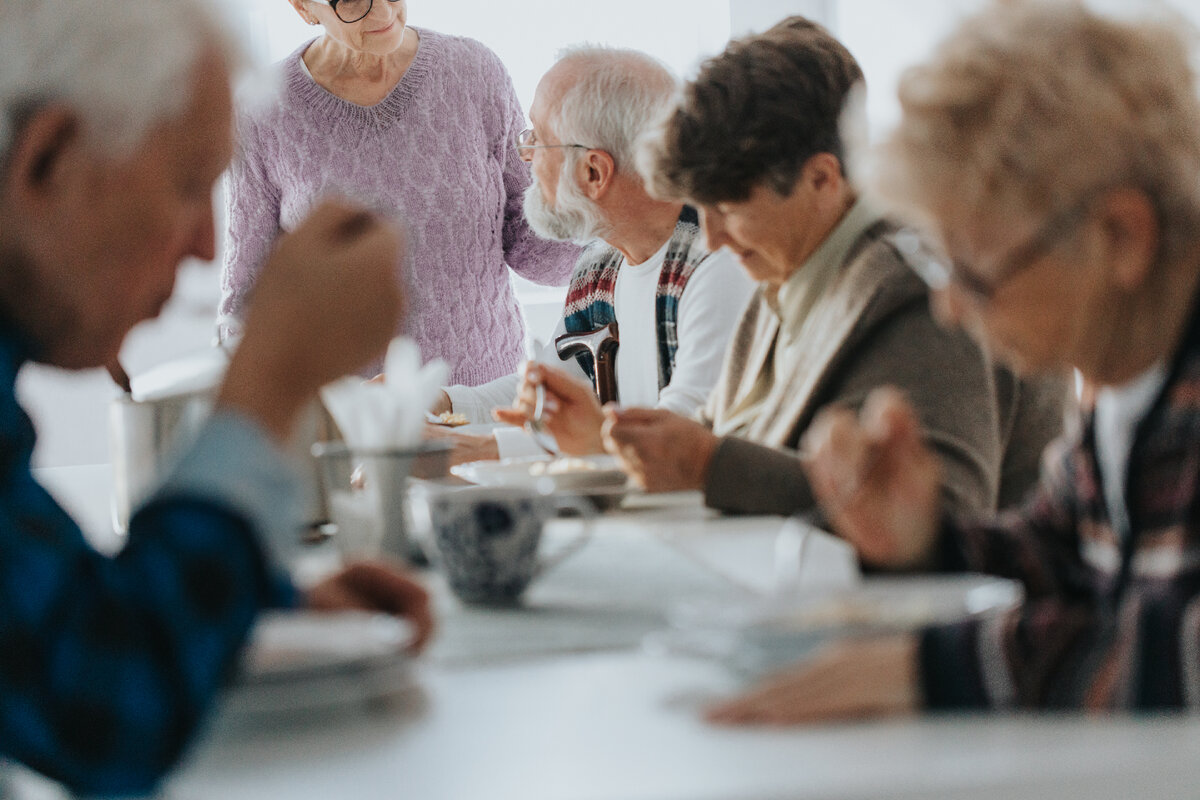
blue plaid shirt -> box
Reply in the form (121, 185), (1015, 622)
(0, 334), (299, 796)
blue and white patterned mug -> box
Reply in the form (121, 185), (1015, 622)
(409, 484), (592, 605)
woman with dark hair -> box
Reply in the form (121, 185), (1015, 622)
(603, 18), (1067, 523)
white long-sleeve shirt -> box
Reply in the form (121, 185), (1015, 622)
(444, 245), (754, 458)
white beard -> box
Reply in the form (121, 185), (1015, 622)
(522, 169), (611, 244)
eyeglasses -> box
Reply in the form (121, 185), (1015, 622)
(312, 0), (401, 25)
(516, 128), (591, 160)
(901, 193), (1099, 305)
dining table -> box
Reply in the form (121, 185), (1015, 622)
(17, 462), (1200, 800)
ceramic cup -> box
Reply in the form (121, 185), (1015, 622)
(408, 484), (593, 605)
(313, 441), (451, 564)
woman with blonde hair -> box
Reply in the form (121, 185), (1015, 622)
(220, 0), (579, 382)
(710, 0), (1200, 722)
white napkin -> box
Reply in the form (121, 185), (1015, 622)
(320, 337), (448, 449)
(240, 610), (414, 678)
(772, 516), (861, 597)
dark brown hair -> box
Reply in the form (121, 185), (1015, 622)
(647, 16), (864, 204)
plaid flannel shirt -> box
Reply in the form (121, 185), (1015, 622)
(921, 300), (1200, 709)
(0, 334), (297, 796)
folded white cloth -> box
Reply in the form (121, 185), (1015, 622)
(321, 337), (448, 450)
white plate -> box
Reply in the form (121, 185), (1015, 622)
(657, 575), (1022, 677)
(451, 454), (631, 493)
(222, 611), (416, 718)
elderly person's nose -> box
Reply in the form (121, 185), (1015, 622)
(364, 0), (393, 21)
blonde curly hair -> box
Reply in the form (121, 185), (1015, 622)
(869, 0), (1200, 267)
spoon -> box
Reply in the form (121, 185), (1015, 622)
(527, 382), (559, 455)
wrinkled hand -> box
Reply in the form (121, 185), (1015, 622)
(422, 423), (499, 467)
(802, 387), (942, 569)
(306, 561), (434, 653)
(219, 200), (405, 441)
(428, 390), (453, 417)
(600, 407), (717, 492)
(493, 363), (605, 455)
(706, 634), (919, 725)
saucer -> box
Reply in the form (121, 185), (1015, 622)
(656, 574), (1022, 677)
(451, 455), (633, 509)
(222, 611), (416, 717)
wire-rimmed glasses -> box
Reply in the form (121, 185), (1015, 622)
(898, 192), (1101, 305)
(312, 0), (402, 25)
(515, 128), (592, 160)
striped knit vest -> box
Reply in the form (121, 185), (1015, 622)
(561, 206), (709, 393)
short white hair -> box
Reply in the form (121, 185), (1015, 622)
(550, 45), (679, 172)
(0, 0), (245, 162)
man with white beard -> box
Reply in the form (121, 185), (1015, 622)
(430, 47), (753, 461)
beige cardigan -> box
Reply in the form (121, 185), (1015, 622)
(700, 220), (1068, 517)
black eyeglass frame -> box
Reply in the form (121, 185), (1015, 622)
(315, 0), (402, 25)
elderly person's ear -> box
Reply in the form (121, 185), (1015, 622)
(581, 150), (617, 200)
(5, 106), (80, 201)
(1097, 188), (1159, 291)
(800, 152), (845, 192)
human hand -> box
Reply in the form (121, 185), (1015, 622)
(600, 407), (717, 492)
(421, 423), (499, 467)
(429, 390), (453, 417)
(306, 561), (434, 653)
(801, 387), (942, 569)
(493, 363), (605, 455)
(706, 634), (919, 725)
(219, 200), (404, 441)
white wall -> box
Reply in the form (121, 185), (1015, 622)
(752, 0), (1200, 136)
(730, 0), (835, 34)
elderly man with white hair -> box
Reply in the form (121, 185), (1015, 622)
(0, 0), (432, 793)
(430, 46), (753, 461)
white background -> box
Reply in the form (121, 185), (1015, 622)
(19, 0), (1200, 468)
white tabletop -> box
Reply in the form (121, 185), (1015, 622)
(25, 465), (1200, 800)
(173, 652), (1200, 800)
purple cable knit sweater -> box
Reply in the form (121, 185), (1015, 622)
(219, 29), (579, 384)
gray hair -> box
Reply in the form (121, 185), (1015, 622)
(0, 0), (245, 163)
(549, 45), (679, 173)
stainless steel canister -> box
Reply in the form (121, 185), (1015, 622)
(109, 390), (334, 535)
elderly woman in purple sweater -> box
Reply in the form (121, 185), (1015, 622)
(219, 0), (580, 383)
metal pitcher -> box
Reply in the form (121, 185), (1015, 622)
(109, 382), (335, 536)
